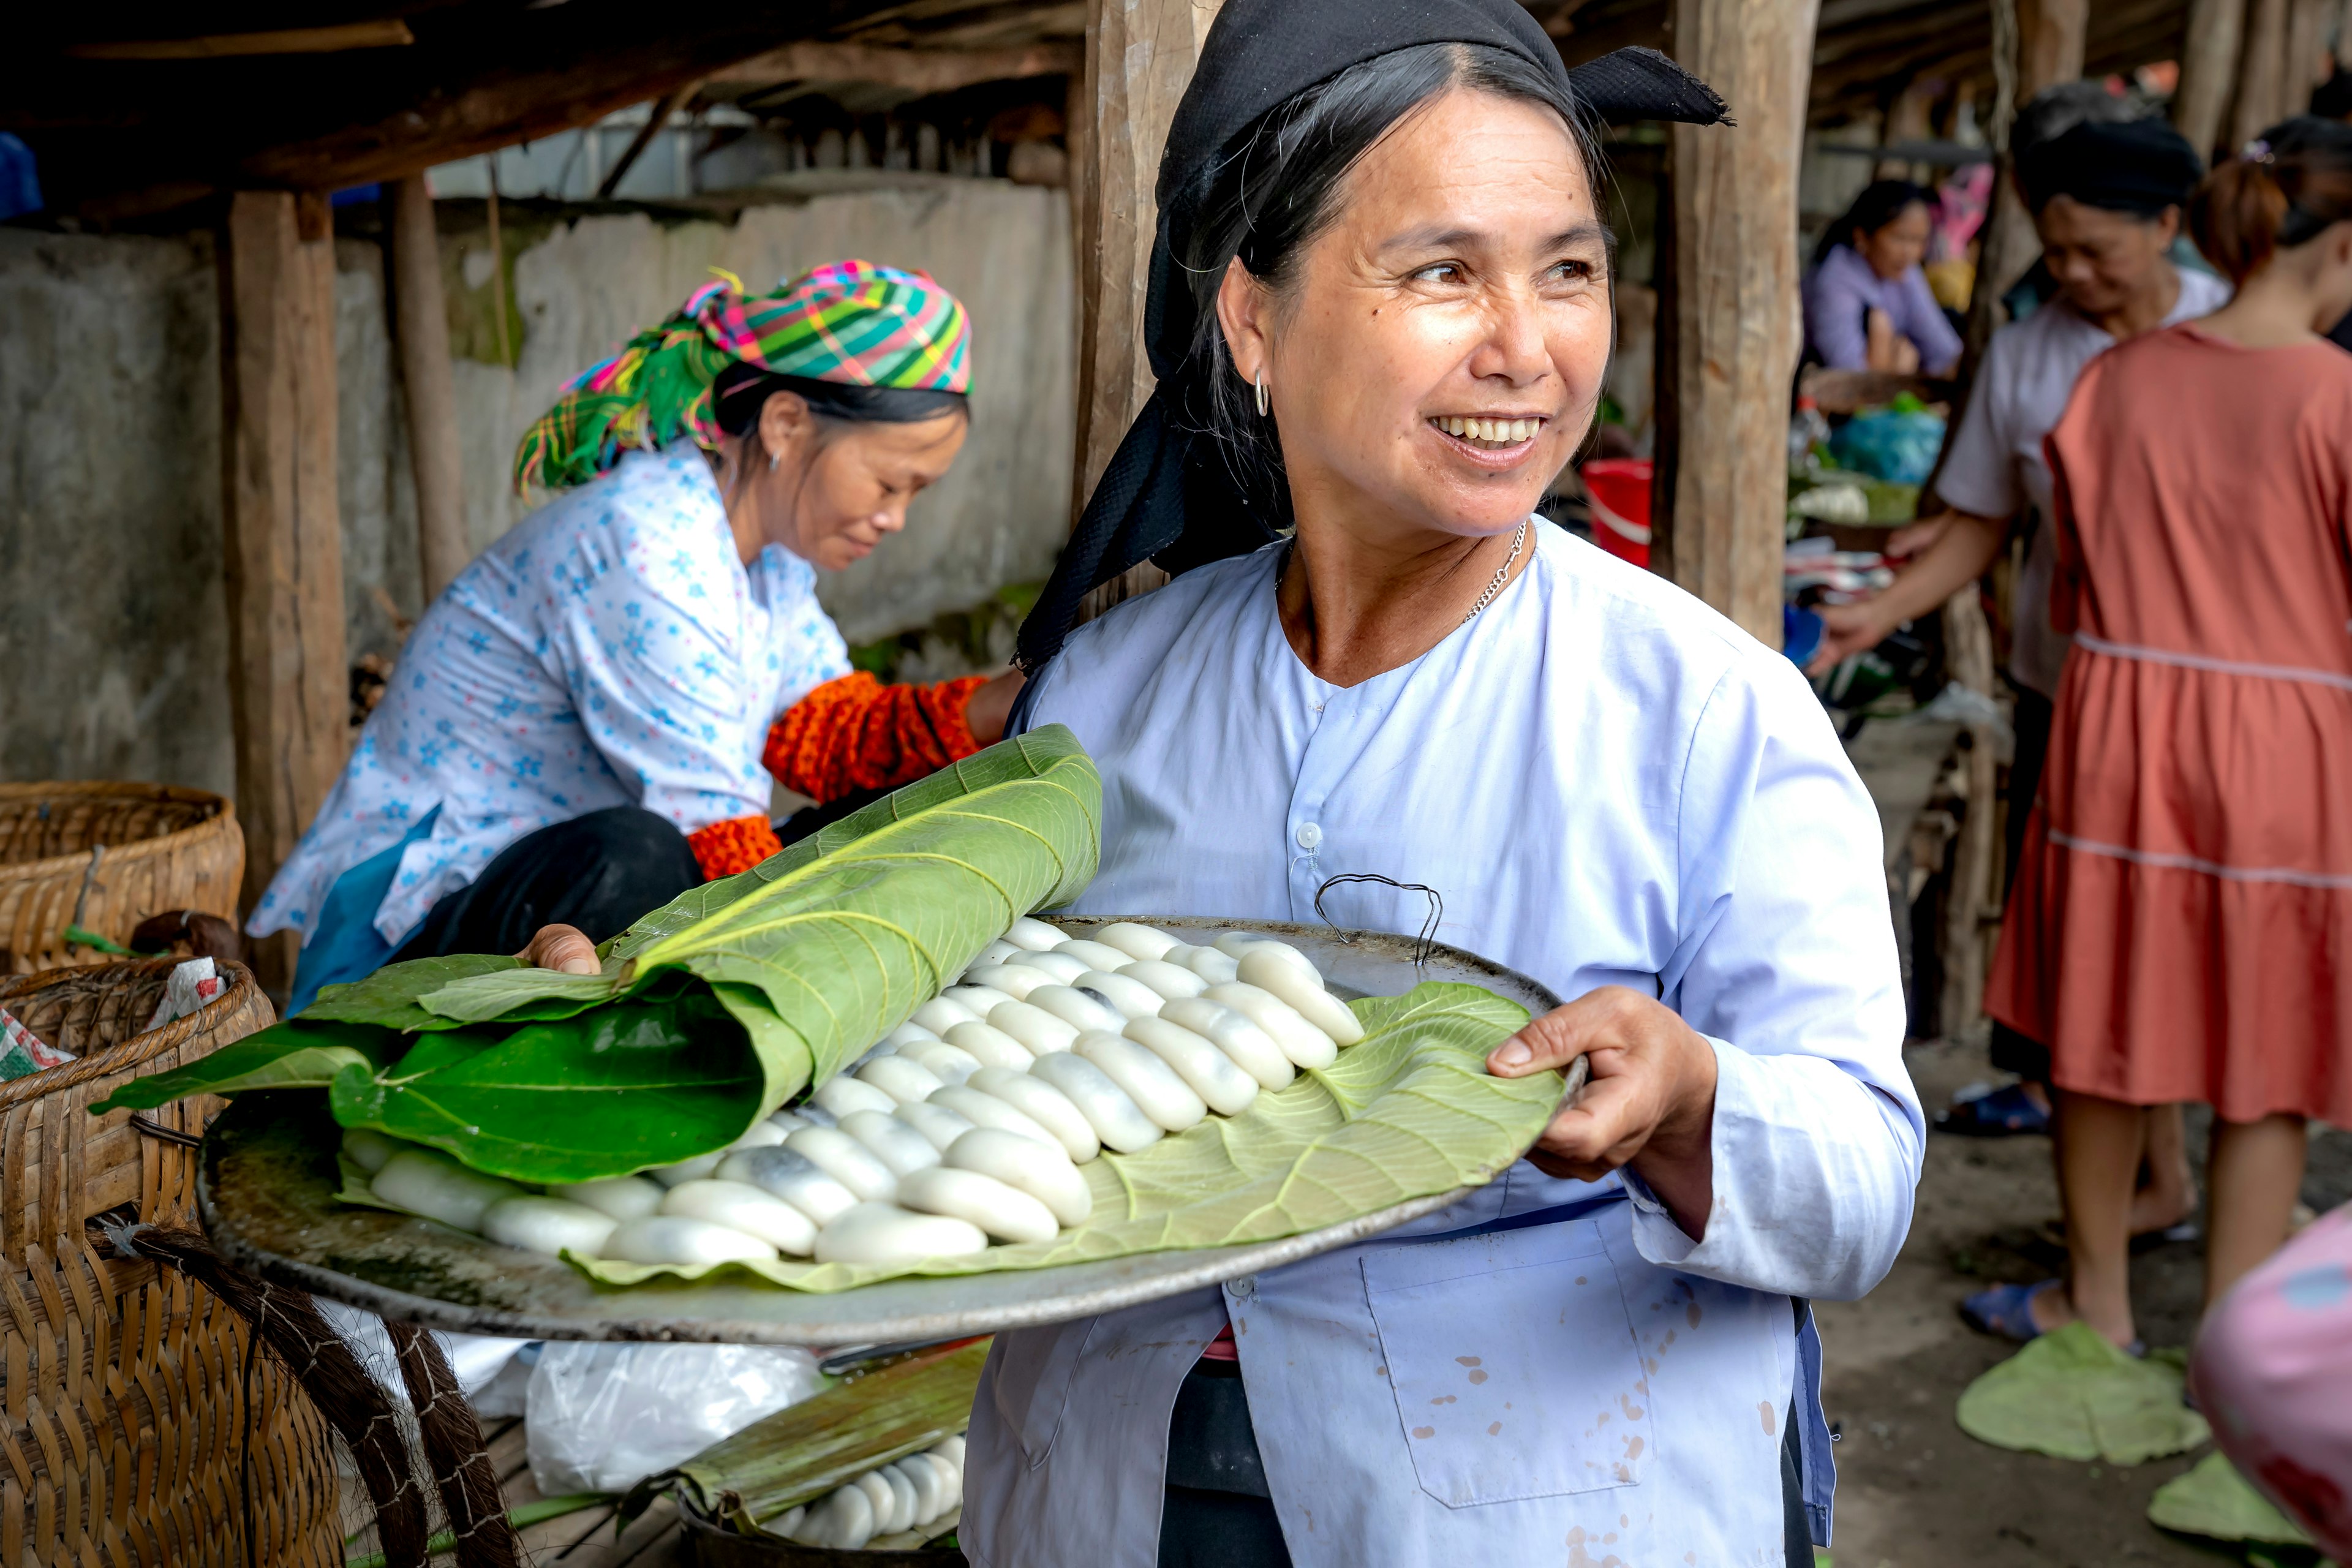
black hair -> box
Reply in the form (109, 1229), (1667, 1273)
(2013, 80), (2144, 159)
(712, 360), (968, 438)
(1812, 179), (1936, 266)
(2190, 116), (2352, 283)
(2311, 68), (2352, 123)
(1167, 40), (1600, 538)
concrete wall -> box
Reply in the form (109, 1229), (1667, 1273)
(0, 176), (1075, 796)
(448, 176), (1076, 643)
(0, 229), (235, 794)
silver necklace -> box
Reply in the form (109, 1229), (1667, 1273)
(1460, 519), (1529, 625)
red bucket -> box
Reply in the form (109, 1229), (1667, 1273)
(1580, 459), (1653, 568)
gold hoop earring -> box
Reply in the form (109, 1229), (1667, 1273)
(1254, 371), (1269, 417)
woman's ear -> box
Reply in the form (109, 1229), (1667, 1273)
(756, 389), (815, 469)
(1215, 256), (1273, 385)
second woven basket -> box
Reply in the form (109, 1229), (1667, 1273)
(0, 958), (340, 1568)
(0, 782), (243, 974)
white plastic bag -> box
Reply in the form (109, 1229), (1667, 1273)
(143, 957), (224, 1033)
(526, 1341), (823, 1495)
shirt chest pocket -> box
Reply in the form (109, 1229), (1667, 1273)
(1361, 1219), (1652, 1509)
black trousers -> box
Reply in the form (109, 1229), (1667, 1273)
(391, 806), (700, 962)
(1988, 686), (2055, 1082)
(1156, 1356), (1816, 1567)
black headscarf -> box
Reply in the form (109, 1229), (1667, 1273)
(2016, 117), (2204, 217)
(1014, 0), (1730, 669)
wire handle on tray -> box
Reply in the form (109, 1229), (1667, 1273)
(1313, 873), (1444, 967)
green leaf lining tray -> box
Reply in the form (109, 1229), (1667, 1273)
(197, 919), (1575, 1344)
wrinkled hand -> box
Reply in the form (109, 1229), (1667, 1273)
(1485, 986), (1719, 1238)
(518, 924), (599, 975)
(1804, 600), (1895, 676)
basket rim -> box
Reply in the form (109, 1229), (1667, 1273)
(0, 956), (265, 1109)
(0, 782), (236, 881)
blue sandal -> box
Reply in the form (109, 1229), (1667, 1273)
(1962, 1280), (2144, 1355)
(1936, 1082), (2051, 1136)
(1962, 1279), (2064, 1341)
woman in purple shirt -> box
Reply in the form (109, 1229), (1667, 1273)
(1803, 179), (1964, 374)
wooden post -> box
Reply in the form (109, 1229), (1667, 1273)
(2175, 0), (2248, 159)
(1069, 0), (1225, 622)
(1660, 0), (1820, 645)
(2016, 0), (2089, 99)
(1970, 0), (2089, 333)
(1065, 64), (1096, 518)
(219, 190), (350, 989)
(1936, 0), (2085, 1038)
(1877, 74), (1939, 176)
(2288, 0), (2334, 113)
(1939, 589), (2000, 1040)
(2236, 0), (2291, 146)
(386, 175), (469, 601)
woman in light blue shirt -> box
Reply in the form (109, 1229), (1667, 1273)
(257, 263), (1019, 1014)
(963, 3), (1924, 1564)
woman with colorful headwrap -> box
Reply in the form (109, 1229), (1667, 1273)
(252, 260), (1017, 1013)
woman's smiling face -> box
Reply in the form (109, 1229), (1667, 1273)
(1219, 86), (1612, 545)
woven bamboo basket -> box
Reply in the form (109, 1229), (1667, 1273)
(0, 783), (244, 976)
(0, 959), (340, 1568)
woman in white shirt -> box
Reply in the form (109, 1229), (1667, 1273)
(964, 5), (1920, 1563)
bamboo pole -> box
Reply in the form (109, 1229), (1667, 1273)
(387, 175), (469, 600)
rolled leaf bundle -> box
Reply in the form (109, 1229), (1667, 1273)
(96, 728), (1102, 1185)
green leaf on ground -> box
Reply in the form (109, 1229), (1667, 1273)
(2149, 1452), (2312, 1546)
(1956, 1321), (2211, 1464)
(570, 983), (1555, 1291)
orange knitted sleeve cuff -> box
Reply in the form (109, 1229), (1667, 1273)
(688, 813), (785, 881)
(764, 671), (990, 805)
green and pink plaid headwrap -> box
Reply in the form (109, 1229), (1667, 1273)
(513, 259), (971, 492)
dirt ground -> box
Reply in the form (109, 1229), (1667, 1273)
(1815, 1034), (2352, 1568)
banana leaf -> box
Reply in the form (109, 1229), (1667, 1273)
(94, 728), (1102, 1185)
(620, 1338), (990, 1531)
(571, 982), (1556, 1292)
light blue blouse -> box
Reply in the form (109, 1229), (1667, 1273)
(967, 524), (1921, 1566)
(252, 445), (850, 949)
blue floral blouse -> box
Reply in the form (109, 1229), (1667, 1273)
(252, 443), (850, 948)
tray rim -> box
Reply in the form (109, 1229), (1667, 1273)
(197, 918), (1572, 1344)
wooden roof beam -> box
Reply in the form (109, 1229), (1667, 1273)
(706, 39), (1080, 92)
(66, 20), (414, 60)
(17, 0), (905, 216)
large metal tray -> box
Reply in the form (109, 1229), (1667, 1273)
(197, 918), (1572, 1344)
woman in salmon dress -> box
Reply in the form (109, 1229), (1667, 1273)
(1984, 118), (2352, 1349)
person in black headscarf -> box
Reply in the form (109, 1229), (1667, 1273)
(956, 4), (1920, 1564)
